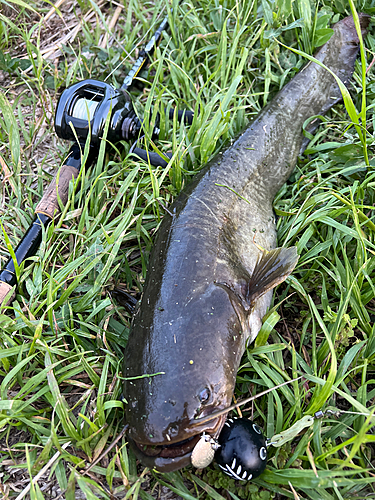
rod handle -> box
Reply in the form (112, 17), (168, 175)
(35, 164), (79, 218)
(0, 281), (15, 308)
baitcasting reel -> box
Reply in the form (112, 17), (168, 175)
(54, 79), (144, 145)
(54, 78), (194, 166)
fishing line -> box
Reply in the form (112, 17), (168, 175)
(104, 4), (169, 85)
(73, 1), (181, 120)
(69, 7), (170, 122)
(191, 376), (303, 426)
(0, 2), (187, 307)
(192, 403), (370, 475)
(67, 3), (171, 123)
(330, 409), (375, 418)
(190, 377), (302, 471)
(191, 375), (374, 475)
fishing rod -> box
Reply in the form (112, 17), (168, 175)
(0, 6), (192, 308)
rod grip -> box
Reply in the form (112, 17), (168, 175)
(0, 282), (15, 308)
(35, 164), (79, 218)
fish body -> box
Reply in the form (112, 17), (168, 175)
(123, 15), (369, 472)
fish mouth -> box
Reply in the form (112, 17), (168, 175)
(127, 414), (225, 472)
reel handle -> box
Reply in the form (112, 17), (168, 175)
(129, 107), (194, 167)
(168, 108), (194, 125)
(131, 147), (172, 168)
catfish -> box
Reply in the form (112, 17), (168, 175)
(123, 14), (369, 472)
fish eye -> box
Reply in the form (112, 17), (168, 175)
(198, 387), (211, 404)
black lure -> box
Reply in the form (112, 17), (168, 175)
(215, 418), (267, 481)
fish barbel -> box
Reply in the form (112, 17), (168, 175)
(123, 14), (369, 472)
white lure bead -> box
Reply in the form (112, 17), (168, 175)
(191, 434), (220, 469)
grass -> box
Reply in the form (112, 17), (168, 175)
(0, 0), (375, 498)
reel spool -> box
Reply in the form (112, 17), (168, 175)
(54, 79), (143, 145)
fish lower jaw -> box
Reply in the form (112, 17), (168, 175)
(128, 415), (226, 472)
(128, 434), (200, 472)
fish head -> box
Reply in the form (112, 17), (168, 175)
(123, 238), (299, 471)
(123, 282), (244, 471)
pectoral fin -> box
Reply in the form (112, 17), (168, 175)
(215, 246), (298, 338)
(244, 246), (299, 304)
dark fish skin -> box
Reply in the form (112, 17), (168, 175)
(123, 15), (369, 472)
